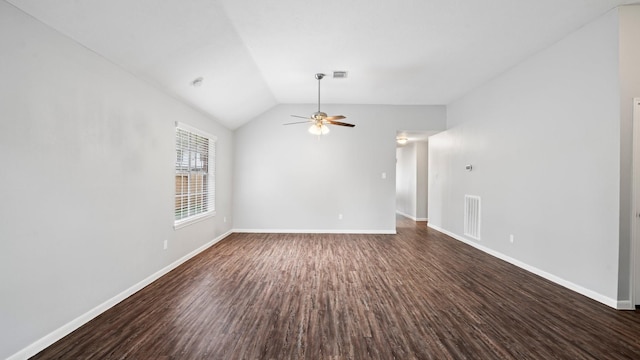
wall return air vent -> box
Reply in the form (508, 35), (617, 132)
(333, 71), (348, 79)
(464, 195), (481, 240)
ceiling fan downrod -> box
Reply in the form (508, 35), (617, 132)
(315, 73), (324, 113)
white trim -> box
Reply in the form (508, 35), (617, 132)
(175, 121), (217, 141)
(396, 210), (415, 221)
(396, 210), (428, 222)
(427, 223), (620, 309)
(7, 231), (233, 360)
(617, 300), (634, 310)
(632, 97), (640, 307)
(174, 123), (217, 227)
(173, 210), (216, 230)
(232, 228), (397, 235)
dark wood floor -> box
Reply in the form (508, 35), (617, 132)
(32, 217), (640, 359)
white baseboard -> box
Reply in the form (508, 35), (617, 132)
(427, 223), (620, 309)
(8, 230), (233, 360)
(396, 211), (427, 222)
(233, 228), (397, 235)
(617, 300), (634, 310)
(396, 210), (416, 221)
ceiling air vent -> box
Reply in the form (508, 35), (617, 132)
(333, 71), (348, 79)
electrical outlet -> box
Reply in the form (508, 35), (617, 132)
(163, 239), (168, 250)
(509, 234), (514, 244)
(223, 216), (227, 223)
(381, 172), (387, 179)
(338, 213), (343, 220)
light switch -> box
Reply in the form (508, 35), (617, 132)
(381, 172), (387, 179)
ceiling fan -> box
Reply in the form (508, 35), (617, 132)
(284, 73), (355, 135)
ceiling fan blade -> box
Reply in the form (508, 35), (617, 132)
(327, 120), (355, 127)
(290, 115), (310, 119)
(325, 115), (346, 121)
(283, 120), (312, 125)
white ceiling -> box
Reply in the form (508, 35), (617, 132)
(6, 0), (637, 129)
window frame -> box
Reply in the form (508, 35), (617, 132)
(174, 122), (216, 229)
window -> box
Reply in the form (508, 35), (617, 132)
(174, 122), (215, 228)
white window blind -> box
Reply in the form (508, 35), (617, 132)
(175, 122), (216, 227)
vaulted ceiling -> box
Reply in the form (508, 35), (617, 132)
(6, 0), (637, 129)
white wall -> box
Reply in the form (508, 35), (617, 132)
(396, 143), (417, 219)
(429, 9), (621, 304)
(416, 141), (429, 220)
(618, 5), (640, 303)
(0, 3), (234, 359)
(233, 104), (446, 233)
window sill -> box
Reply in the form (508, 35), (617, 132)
(174, 211), (216, 230)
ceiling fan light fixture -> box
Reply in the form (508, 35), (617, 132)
(309, 123), (330, 135)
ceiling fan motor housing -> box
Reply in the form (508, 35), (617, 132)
(313, 111), (328, 120)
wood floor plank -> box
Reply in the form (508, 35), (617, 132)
(30, 217), (640, 359)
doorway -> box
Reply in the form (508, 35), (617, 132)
(395, 130), (438, 227)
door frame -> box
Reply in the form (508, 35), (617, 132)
(632, 98), (640, 307)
